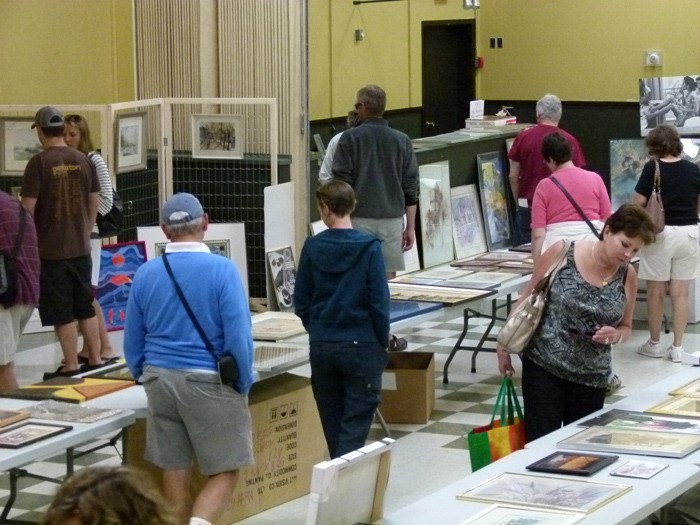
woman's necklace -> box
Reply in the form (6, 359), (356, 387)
(591, 242), (617, 285)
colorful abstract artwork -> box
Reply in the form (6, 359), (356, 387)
(96, 241), (147, 331)
(476, 151), (512, 250)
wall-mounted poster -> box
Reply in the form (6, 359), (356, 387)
(96, 241), (147, 331)
(639, 75), (700, 136)
(0, 117), (42, 175)
(115, 112), (147, 173)
(418, 161), (454, 268)
(609, 139), (650, 211)
(450, 184), (487, 260)
(192, 114), (244, 159)
(476, 151), (512, 250)
(266, 246), (297, 312)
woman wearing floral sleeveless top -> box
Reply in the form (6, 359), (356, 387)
(497, 205), (656, 442)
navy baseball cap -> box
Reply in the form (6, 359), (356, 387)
(160, 193), (204, 225)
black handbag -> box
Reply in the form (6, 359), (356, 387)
(161, 253), (240, 392)
(96, 189), (123, 238)
(0, 203), (26, 307)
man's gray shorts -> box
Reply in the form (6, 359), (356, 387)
(141, 365), (253, 475)
(352, 216), (404, 272)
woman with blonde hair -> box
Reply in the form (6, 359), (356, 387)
(63, 114), (118, 363)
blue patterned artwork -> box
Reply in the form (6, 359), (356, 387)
(96, 241), (147, 331)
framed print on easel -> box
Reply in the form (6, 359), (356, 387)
(0, 117), (42, 175)
(115, 112), (147, 173)
(450, 184), (487, 260)
(476, 151), (512, 251)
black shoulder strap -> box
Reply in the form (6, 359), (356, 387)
(549, 176), (601, 239)
(12, 204), (26, 258)
(161, 253), (218, 358)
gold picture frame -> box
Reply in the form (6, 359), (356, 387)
(669, 378), (700, 398)
(558, 424), (700, 458)
(456, 471), (631, 514)
(647, 396), (700, 418)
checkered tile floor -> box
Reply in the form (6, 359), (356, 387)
(5, 310), (700, 524)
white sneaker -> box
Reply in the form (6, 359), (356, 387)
(637, 339), (664, 358)
(667, 345), (683, 363)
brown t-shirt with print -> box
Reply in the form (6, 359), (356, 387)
(21, 146), (99, 260)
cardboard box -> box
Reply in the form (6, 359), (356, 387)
(380, 352), (435, 424)
(125, 373), (326, 524)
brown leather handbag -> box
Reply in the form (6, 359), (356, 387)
(646, 159), (665, 234)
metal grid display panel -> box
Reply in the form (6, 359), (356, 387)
(172, 154), (272, 299)
(115, 156), (160, 242)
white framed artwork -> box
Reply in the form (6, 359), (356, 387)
(137, 223), (248, 300)
(450, 184), (487, 260)
(419, 161), (454, 268)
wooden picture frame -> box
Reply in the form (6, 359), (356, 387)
(457, 471), (631, 514)
(450, 184), (487, 260)
(388, 283), (494, 305)
(670, 378), (700, 398)
(476, 151), (512, 250)
(0, 117), (42, 175)
(0, 422), (73, 448)
(557, 425), (700, 458)
(457, 504), (584, 525)
(525, 451), (619, 476)
(306, 439), (393, 524)
(0, 410), (30, 428)
(115, 111), (147, 173)
(191, 114), (244, 159)
(646, 396), (700, 418)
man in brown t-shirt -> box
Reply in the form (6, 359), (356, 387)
(21, 106), (104, 378)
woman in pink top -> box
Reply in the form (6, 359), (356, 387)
(531, 132), (612, 265)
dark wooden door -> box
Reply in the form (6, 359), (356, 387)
(421, 20), (475, 137)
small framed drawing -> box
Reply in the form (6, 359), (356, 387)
(457, 504), (584, 525)
(670, 378), (700, 398)
(476, 151), (512, 251)
(192, 114), (244, 159)
(456, 472), (630, 514)
(115, 111), (147, 173)
(610, 460), (668, 480)
(525, 451), (618, 476)
(557, 425), (700, 458)
(646, 396), (700, 418)
(266, 246), (297, 312)
(450, 184), (487, 260)
(155, 240), (231, 259)
(0, 422), (73, 449)
(0, 117), (43, 175)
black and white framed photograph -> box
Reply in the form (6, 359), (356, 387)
(191, 114), (244, 159)
(639, 75), (700, 136)
(0, 117), (42, 175)
(115, 111), (147, 173)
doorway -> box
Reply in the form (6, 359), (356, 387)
(421, 20), (475, 137)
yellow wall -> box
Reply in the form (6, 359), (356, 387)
(477, 0), (700, 101)
(0, 0), (134, 104)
